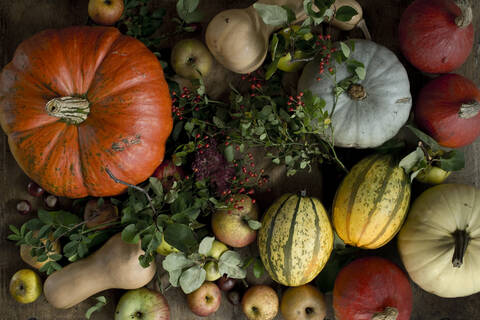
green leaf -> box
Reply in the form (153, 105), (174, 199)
(270, 33), (279, 58)
(339, 42), (350, 58)
(121, 224), (140, 244)
(335, 5), (358, 22)
(38, 210), (53, 224)
(7, 234), (21, 241)
(355, 67), (366, 80)
(49, 253), (63, 261)
(218, 250), (247, 279)
(9, 225), (20, 235)
(163, 252), (194, 272)
(406, 125), (441, 151)
(172, 121), (184, 141)
(265, 58), (280, 80)
(198, 236), (215, 255)
(224, 145), (235, 163)
(253, 258), (264, 278)
(38, 224), (51, 239)
(399, 147), (424, 174)
(253, 3), (289, 26)
(179, 265), (206, 294)
(285, 155), (293, 165)
(184, 121), (194, 133)
(437, 150), (465, 171)
(181, 0), (199, 13)
(282, 5), (297, 23)
(247, 219), (262, 231)
(213, 116), (225, 128)
(164, 223), (197, 253)
(149, 177), (164, 197)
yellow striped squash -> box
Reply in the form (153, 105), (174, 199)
(333, 154), (411, 249)
(258, 194), (333, 286)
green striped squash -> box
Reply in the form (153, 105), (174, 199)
(333, 154), (410, 249)
(258, 194), (333, 286)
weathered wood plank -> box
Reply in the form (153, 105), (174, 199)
(1, 0), (480, 319)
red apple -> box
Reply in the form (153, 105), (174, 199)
(280, 285), (327, 320)
(187, 282), (221, 317)
(152, 159), (185, 190)
(211, 194), (259, 248)
(241, 285), (279, 320)
(83, 199), (118, 230)
(88, 0), (124, 26)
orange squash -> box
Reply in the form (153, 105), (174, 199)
(0, 26), (172, 198)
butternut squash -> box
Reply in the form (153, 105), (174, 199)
(44, 233), (156, 309)
(205, 0), (368, 74)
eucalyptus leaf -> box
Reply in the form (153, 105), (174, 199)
(179, 265), (206, 294)
(247, 219), (262, 231)
(253, 3), (289, 26)
(355, 66), (366, 80)
(198, 236), (215, 255)
(162, 252), (194, 272)
(219, 250), (247, 279)
(340, 42), (350, 58)
(335, 5), (358, 22)
(437, 150), (465, 171)
(224, 145), (235, 162)
(399, 147), (424, 174)
(406, 125), (441, 151)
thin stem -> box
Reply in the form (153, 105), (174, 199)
(105, 168), (160, 232)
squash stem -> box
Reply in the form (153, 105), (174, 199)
(371, 307), (399, 320)
(454, 0), (473, 28)
(452, 229), (470, 268)
(357, 19), (372, 40)
(347, 84), (367, 101)
(45, 96), (90, 124)
(458, 100), (480, 119)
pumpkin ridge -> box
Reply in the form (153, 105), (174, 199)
(345, 154), (382, 242)
(363, 173), (409, 248)
(264, 194), (294, 281)
(356, 156), (397, 245)
(283, 195), (302, 285)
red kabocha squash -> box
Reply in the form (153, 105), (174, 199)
(399, 0), (474, 73)
(415, 73), (480, 148)
(0, 26), (172, 198)
(333, 257), (412, 320)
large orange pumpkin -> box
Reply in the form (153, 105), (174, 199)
(0, 26), (172, 198)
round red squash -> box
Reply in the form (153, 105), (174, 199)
(399, 0), (474, 73)
(0, 26), (172, 198)
(333, 257), (412, 320)
(415, 73), (480, 148)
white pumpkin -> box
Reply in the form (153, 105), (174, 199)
(398, 184), (480, 298)
(298, 39), (412, 148)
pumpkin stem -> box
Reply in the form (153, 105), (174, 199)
(454, 0), (473, 28)
(459, 100), (480, 119)
(347, 84), (367, 101)
(371, 307), (399, 320)
(45, 96), (90, 124)
(452, 229), (470, 268)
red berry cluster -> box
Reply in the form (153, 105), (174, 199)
(241, 71), (264, 96)
(287, 92), (305, 112)
(171, 87), (204, 120)
(314, 34), (337, 81)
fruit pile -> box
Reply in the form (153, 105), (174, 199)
(2, 0), (480, 319)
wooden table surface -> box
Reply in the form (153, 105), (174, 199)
(1, 0), (480, 319)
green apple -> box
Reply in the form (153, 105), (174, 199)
(171, 39), (213, 80)
(207, 240), (228, 260)
(156, 234), (179, 256)
(277, 51), (306, 72)
(204, 261), (222, 281)
(211, 194), (259, 248)
(415, 166), (451, 185)
(115, 288), (170, 320)
(88, 0), (124, 26)
(9, 269), (42, 304)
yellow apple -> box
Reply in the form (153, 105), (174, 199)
(204, 261), (222, 281)
(415, 166), (451, 185)
(20, 233), (61, 270)
(88, 0), (124, 26)
(9, 269), (42, 304)
(171, 39), (213, 80)
(207, 240), (228, 260)
(156, 234), (180, 256)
